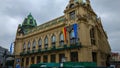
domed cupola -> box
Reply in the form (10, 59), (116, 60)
(21, 13), (37, 33)
(22, 13), (37, 28)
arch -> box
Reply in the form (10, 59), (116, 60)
(38, 38), (42, 49)
(51, 34), (56, 43)
(28, 41), (31, 50)
(59, 32), (64, 41)
(51, 34), (56, 47)
(44, 36), (48, 49)
(23, 42), (26, 51)
(44, 36), (48, 44)
(32, 40), (36, 48)
(59, 32), (64, 46)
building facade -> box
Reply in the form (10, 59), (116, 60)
(14, 0), (111, 67)
(0, 46), (9, 65)
(111, 53), (120, 61)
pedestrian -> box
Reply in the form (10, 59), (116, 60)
(16, 63), (20, 68)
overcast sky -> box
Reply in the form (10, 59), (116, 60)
(0, 0), (120, 53)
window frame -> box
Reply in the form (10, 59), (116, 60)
(27, 41), (31, 50)
(51, 35), (56, 47)
(44, 36), (48, 49)
(59, 33), (64, 46)
(38, 39), (42, 49)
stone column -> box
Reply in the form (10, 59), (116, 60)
(48, 54), (50, 63)
(34, 56), (37, 64)
(41, 55), (43, 63)
(65, 50), (70, 62)
(29, 57), (31, 67)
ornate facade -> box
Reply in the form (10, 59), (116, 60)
(14, 0), (111, 67)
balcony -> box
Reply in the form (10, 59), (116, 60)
(20, 43), (82, 56)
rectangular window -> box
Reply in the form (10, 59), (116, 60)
(92, 52), (97, 62)
(30, 19), (33, 24)
(91, 39), (96, 45)
(69, 11), (75, 19)
(43, 55), (48, 63)
(23, 49), (25, 52)
(90, 28), (96, 45)
(37, 56), (41, 63)
(21, 58), (24, 66)
(26, 57), (29, 66)
(59, 53), (65, 62)
(31, 57), (34, 64)
(70, 52), (78, 62)
(51, 54), (56, 62)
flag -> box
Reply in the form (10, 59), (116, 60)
(63, 27), (67, 43)
(10, 43), (13, 54)
(73, 24), (78, 39)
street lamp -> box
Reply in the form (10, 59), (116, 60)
(60, 57), (67, 67)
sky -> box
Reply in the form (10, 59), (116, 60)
(0, 0), (120, 53)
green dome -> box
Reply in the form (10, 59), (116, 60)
(22, 13), (37, 28)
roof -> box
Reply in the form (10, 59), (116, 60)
(24, 15), (65, 35)
(22, 13), (37, 27)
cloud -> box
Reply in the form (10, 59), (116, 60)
(91, 0), (120, 52)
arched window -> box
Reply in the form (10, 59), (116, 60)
(28, 41), (31, 50)
(70, 30), (76, 45)
(90, 28), (96, 45)
(59, 33), (64, 46)
(38, 38), (42, 49)
(44, 36), (48, 49)
(51, 35), (56, 47)
(32, 40), (36, 49)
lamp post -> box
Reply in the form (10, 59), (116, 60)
(60, 57), (67, 68)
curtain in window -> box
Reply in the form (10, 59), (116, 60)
(45, 37), (48, 44)
(28, 41), (30, 49)
(32, 40), (36, 49)
(52, 35), (56, 43)
(38, 39), (42, 46)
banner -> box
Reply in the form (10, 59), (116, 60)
(10, 43), (13, 54)
(73, 24), (78, 39)
(63, 27), (67, 43)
